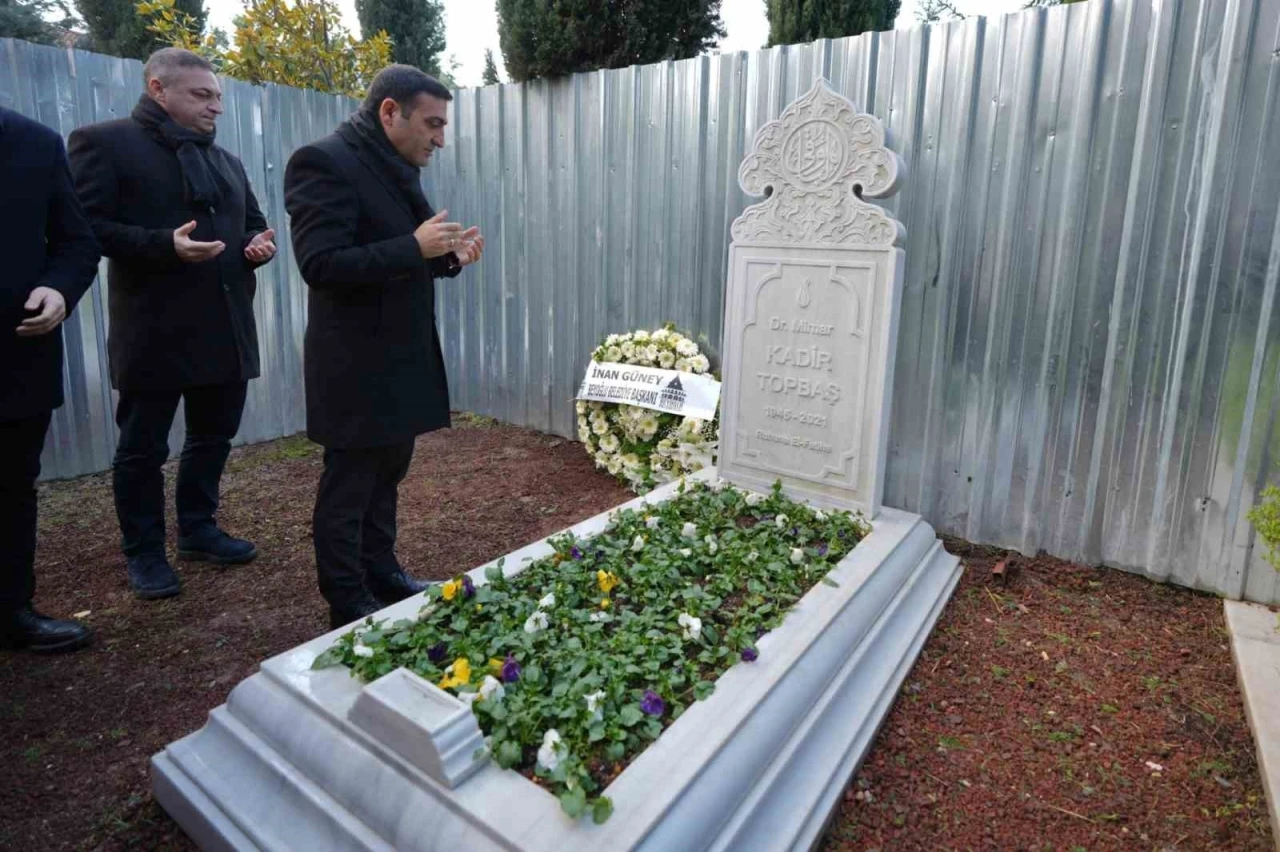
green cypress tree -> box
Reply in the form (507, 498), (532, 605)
(353, 0), (447, 77)
(765, 0), (899, 47)
(497, 0), (724, 83)
(0, 0), (77, 45)
(76, 0), (205, 58)
(482, 46), (500, 85)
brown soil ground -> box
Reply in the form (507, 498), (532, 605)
(0, 417), (1272, 851)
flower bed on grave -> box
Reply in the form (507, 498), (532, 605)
(314, 480), (870, 824)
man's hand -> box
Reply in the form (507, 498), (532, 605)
(245, 228), (277, 263)
(455, 234), (485, 267)
(16, 287), (67, 337)
(174, 220), (225, 263)
(414, 209), (478, 259)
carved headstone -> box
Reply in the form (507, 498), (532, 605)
(719, 78), (906, 518)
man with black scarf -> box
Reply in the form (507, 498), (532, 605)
(284, 65), (484, 628)
(69, 48), (276, 600)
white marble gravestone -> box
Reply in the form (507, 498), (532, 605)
(151, 79), (959, 852)
(719, 79), (905, 519)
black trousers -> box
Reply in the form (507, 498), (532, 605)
(112, 382), (247, 557)
(0, 412), (52, 611)
(313, 441), (415, 609)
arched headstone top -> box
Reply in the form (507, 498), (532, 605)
(732, 78), (906, 248)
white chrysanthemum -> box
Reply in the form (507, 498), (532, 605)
(690, 354), (710, 373)
(791, 547), (805, 565)
(592, 419), (610, 437)
(578, 426), (593, 444)
(606, 456), (624, 475)
(605, 346), (622, 361)
(621, 453), (642, 470)
(652, 328), (670, 342)
(675, 357), (692, 372)
(678, 612), (702, 641)
(605, 334), (621, 346)
(676, 338), (698, 357)
(537, 729), (566, 772)
(633, 329), (651, 342)
(640, 414), (660, 438)
(524, 610), (549, 634)
(599, 433), (619, 453)
(621, 341), (636, 358)
(575, 400), (587, 414)
(658, 351), (676, 368)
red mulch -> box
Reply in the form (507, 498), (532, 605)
(0, 418), (1271, 851)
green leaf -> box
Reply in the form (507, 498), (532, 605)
(588, 723), (606, 743)
(559, 787), (588, 820)
(485, 562), (504, 583)
(496, 740), (522, 768)
(592, 797), (614, 824)
(605, 741), (625, 761)
(747, 579), (766, 594)
(701, 625), (720, 646)
(821, 576), (840, 588)
(619, 705), (643, 727)
(310, 648), (344, 670)
(693, 681), (716, 701)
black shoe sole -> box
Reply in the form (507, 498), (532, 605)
(132, 582), (182, 600)
(177, 547), (258, 566)
(0, 630), (93, 654)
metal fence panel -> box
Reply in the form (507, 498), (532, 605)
(3, 0), (1280, 605)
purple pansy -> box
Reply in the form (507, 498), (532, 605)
(462, 575), (475, 598)
(640, 690), (665, 717)
(741, 647), (759, 663)
(817, 543), (829, 556)
(427, 642), (448, 663)
(570, 546), (584, 560)
(501, 654), (522, 683)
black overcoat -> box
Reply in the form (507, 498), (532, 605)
(1, 107), (100, 421)
(284, 128), (460, 449)
(68, 116), (268, 392)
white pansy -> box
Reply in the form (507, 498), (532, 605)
(746, 549), (759, 563)
(479, 675), (505, 703)
(678, 612), (703, 641)
(681, 522), (698, 539)
(745, 492), (764, 507)
(457, 691), (481, 706)
(539, 592), (556, 608)
(352, 643), (374, 658)
(676, 338), (698, 357)
(775, 514), (790, 529)
(705, 534), (718, 555)
(632, 535), (646, 552)
(791, 547), (805, 565)
(537, 729), (566, 772)
(589, 611), (609, 622)
(679, 548), (692, 558)
(646, 516), (660, 529)
(524, 610), (549, 634)
(584, 689), (606, 721)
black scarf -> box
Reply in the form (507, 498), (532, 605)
(340, 108), (432, 221)
(131, 95), (225, 209)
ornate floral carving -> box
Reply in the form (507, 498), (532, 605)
(732, 79), (905, 248)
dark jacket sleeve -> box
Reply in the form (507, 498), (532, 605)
(67, 127), (182, 270)
(429, 253), (463, 280)
(37, 133), (101, 313)
(238, 159), (272, 271)
(284, 144), (423, 290)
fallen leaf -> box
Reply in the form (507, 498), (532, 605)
(72, 610), (91, 619)
(1145, 761), (1164, 772)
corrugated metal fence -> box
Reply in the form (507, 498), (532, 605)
(3, 0), (1280, 604)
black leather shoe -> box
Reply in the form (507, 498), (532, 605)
(177, 528), (257, 565)
(0, 606), (93, 653)
(367, 570), (428, 605)
(128, 554), (182, 600)
(329, 596), (383, 630)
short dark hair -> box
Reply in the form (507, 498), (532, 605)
(362, 64), (453, 115)
(143, 47), (215, 86)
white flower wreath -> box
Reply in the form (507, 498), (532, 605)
(577, 324), (719, 493)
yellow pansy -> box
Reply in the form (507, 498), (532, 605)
(487, 657), (504, 676)
(439, 657), (472, 690)
(597, 570), (620, 594)
(442, 579), (461, 601)
(600, 598), (611, 610)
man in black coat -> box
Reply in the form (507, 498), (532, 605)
(68, 48), (277, 600)
(1, 106), (101, 652)
(284, 65), (484, 628)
